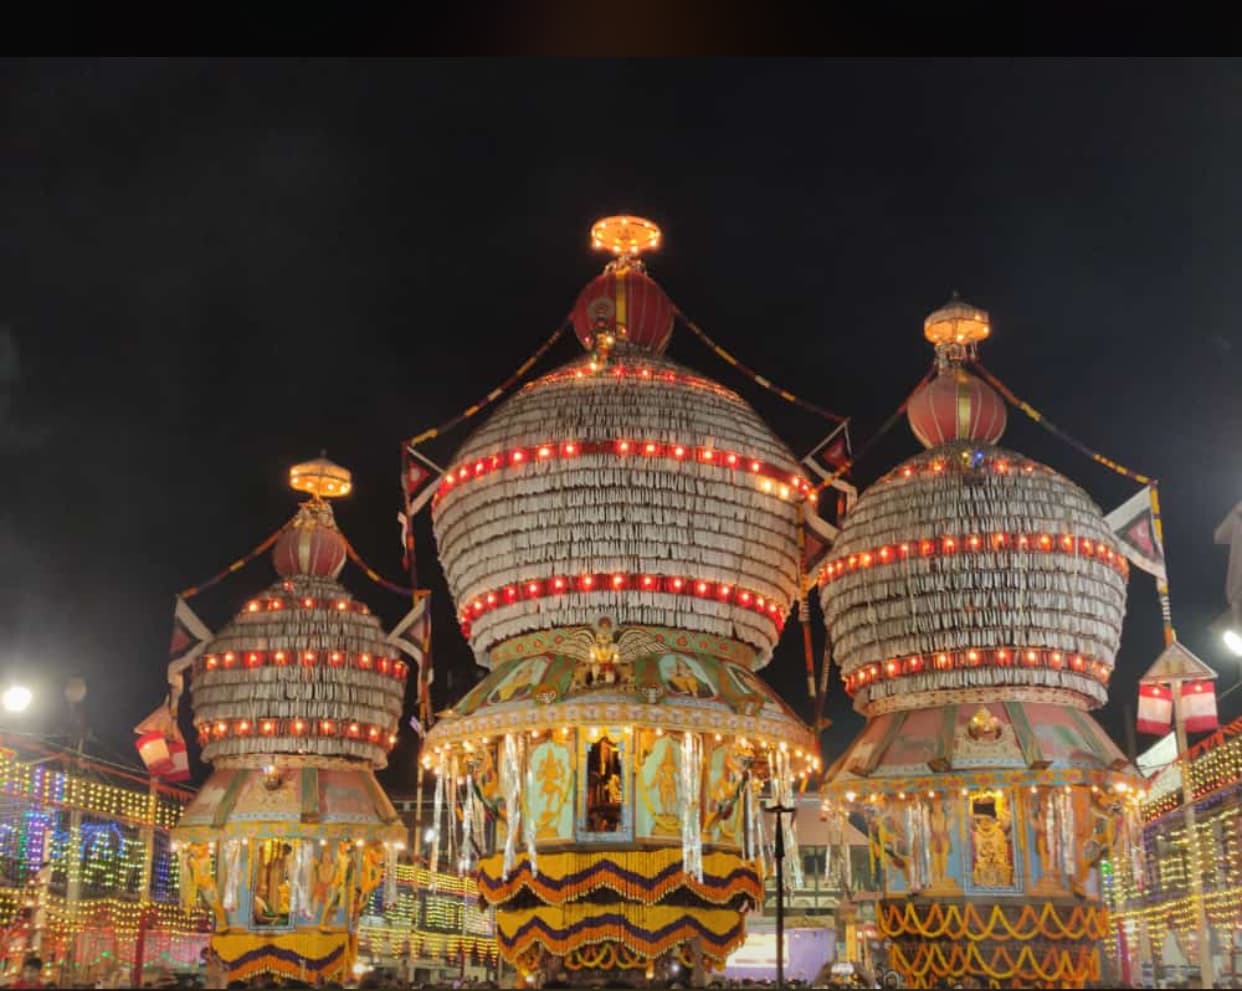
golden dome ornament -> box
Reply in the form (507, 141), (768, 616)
(289, 455), (352, 500)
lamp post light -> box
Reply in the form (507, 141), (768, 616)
(2, 684), (32, 714)
(765, 802), (795, 988)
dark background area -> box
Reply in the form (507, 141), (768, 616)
(0, 59), (1238, 791)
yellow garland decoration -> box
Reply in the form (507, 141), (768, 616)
(212, 930), (355, 984)
(878, 900), (1111, 943)
(494, 902), (745, 967)
(889, 941), (1099, 988)
(477, 849), (761, 908)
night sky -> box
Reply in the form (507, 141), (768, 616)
(1, 59), (1239, 791)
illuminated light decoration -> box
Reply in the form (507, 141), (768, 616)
(456, 573), (785, 631)
(434, 438), (813, 504)
(197, 651), (406, 681)
(840, 647), (1111, 696)
(819, 529), (1128, 585)
(534, 363), (742, 403)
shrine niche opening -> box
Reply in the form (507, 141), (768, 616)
(585, 735), (623, 833)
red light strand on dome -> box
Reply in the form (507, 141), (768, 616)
(458, 573), (787, 631)
(406, 323), (569, 448)
(196, 717), (398, 750)
(436, 439), (814, 505)
(533, 362), (745, 402)
(200, 647), (408, 682)
(818, 530), (1129, 586)
(843, 647), (1110, 696)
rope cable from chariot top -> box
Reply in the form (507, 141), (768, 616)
(405, 321), (570, 448)
(676, 309), (849, 424)
(972, 360), (1154, 485)
(811, 363), (937, 495)
(178, 520), (293, 598)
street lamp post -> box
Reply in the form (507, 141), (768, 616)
(766, 803), (795, 988)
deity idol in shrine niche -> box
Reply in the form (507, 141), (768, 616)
(253, 841), (293, 926)
(970, 792), (1015, 888)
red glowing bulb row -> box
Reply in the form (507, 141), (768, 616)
(243, 596), (371, 616)
(201, 649), (407, 681)
(458, 572), (787, 629)
(435, 439), (814, 505)
(888, 455), (1051, 482)
(843, 646), (1110, 696)
(196, 717), (397, 749)
(533, 362), (743, 403)
(819, 531), (1128, 586)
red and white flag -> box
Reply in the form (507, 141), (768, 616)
(403, 445), (444, 518)
(1181, 679), (1219, 734)
(1105, 487), (1167, 581)
(388, 592), (434, 702)
(801, 422), (852, 482)
(1136, 683), (1172, 736)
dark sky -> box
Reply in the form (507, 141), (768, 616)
(1, 59), (1239, 788)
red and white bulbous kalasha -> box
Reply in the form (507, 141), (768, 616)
(906, 365), (1007, 449)
(273, 502), (348, 578)
(571, 266), (675, 354)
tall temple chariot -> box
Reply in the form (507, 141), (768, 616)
(171, 458), (408, 984)
(422, 218), (819, 987)
(817, 300), (1144, 989)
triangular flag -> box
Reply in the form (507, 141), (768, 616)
(167, 596), (212, 710)
(803, 510), (839, 569)
(134, 703), (177, 739)
(801, 528), (830, 576)
(1104, 486), (1167, 581)
(389, 593), (433, 690)
(403, 446), (444, 518)
(168, 596), (212, 666)
(801, 422), (852, 482)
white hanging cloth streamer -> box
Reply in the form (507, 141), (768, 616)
(500, 733), (523, 880)
(523, 743), (539, 877)
(221, 839), (243, 912)
(384, 842), (399, 909)
(1058, 789), (1076, 880)
(447, 754), (460, 872)
(681, 731), (704, 883)
(290, 840), (315, 921)
(461, 770), (476, 873)
(430, 751), (447, 874)
(776, 749), (804, 889)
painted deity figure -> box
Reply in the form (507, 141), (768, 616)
(928, 798), (951, 885)
(534, 748), (570, 837)
(319, 840), (355, 926)
(352, 845), (385, 926)
(588, 618), (621, 685)
(654, 745), (678, 814)
(666, 656), (712, 698)
(183, 843), (226, 927)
